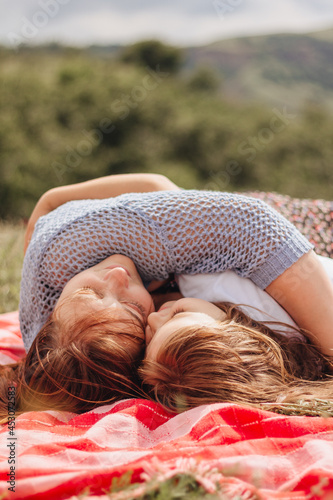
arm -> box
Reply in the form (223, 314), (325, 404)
(266, 250), (333, 356)
(24, 173), (180, 253)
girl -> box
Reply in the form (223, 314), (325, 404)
(140, 296), (333, 414)
(1, 173), (332, 419)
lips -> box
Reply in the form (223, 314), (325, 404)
(158, 302), (173, 313)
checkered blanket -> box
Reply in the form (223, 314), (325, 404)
(1, 312), (333, 499)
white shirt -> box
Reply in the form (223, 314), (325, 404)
(177, 255), (333, 338)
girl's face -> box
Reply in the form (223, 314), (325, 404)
(56, 254), (154, 341)
(145, 298), (226, 361)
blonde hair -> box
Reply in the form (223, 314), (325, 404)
(0, 301), (147, 423)
(139, 304), (333, 413)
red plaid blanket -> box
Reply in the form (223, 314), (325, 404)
(1, 313), (333, 500)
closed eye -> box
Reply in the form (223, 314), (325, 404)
(77, 289), (146, 326)
(170, 308), (185, 318)
(79, 287), (104, 299)
(121, 301), (146, 321)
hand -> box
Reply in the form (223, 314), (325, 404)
(24, 173), (180, 254)
(24, 191), (56, 254)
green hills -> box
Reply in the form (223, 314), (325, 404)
(87, 27), (333, 111)
(185, 28), (333, 111)
(0, 28), (332, 221)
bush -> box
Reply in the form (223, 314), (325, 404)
(120, 40), (182, 74)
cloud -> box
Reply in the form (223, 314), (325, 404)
(1, 0), (333, 48)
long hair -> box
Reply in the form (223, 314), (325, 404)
(139, 303), (333, 413)
(0, 302), (147, 423)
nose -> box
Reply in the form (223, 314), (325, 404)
(103, 267), (129, 289)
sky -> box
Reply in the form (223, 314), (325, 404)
(1, 0), (333, 48)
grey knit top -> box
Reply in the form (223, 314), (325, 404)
(19, 190), (312, 351)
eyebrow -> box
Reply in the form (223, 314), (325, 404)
(169, 311), (193, 322)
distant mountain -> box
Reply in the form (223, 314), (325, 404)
(184, 28), (333, 111)
(12, 27), (333, 112)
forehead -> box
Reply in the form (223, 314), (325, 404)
(146, 313), (216, 359)
(163, 312), (219, 331)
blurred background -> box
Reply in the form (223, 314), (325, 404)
(0, 1), (333, 310)
(1, 0), (333, 220)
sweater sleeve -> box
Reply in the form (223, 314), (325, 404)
(19, 190), (312, 351)
(120, 190), (313, 288)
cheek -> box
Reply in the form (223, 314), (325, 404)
(137, 288), (154, 312)
(145, 324), (153, 345)
(145, 326), (171, 355)
(65, 271), (90, 290)
(58, 281), (73, 301)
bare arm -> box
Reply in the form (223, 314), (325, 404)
(266, 250), (333, 356)
(24, 173), (180, 253)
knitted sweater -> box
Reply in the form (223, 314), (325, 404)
(19, 190), (312, 351)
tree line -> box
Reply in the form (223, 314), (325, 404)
(0, 41), (332, 220)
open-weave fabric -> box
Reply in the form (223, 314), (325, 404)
(20, 190), (312, 351)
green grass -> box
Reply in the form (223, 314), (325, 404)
(78, 469), (236, 499)
(0, 222), (25, 313)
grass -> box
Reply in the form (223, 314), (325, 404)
(105, 471), (224, 500)
(0, 222), (25, 313)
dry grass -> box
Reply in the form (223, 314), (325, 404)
(0, 222), (25, 313)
